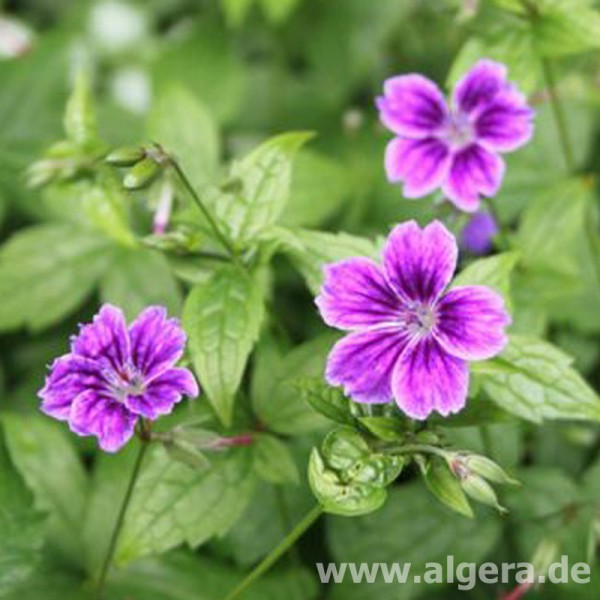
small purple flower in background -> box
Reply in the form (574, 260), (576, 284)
(316, 220), (510, 420)
(39, 305), (199, 452)
(461, 212), (499, 255)
(376, 59), (534, 212)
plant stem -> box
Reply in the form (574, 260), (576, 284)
(541, 58), (575, 173)
(222, 504), (323, 600)
(94, 437), (150, 600)
(169, 159), (243, 269)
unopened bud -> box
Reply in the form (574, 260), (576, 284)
(106, 145), (145, 167)
(531, 537), (560, 579)
(123, 156), (161, 190)
(460, 474), (507, 514)
(462, 454), (519, 486)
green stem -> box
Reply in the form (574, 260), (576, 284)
(222, 504), (323, 600)
(541, 58), (575, 173)
(382, 443), (449, 459)
(169, 159), (243, 269)
(94, 437), (150, 600)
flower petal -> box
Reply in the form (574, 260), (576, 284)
(475, 89), (534, 152)
(39, 354), (108, 421)
(384, 137), (451, 197)
(376, 74), (448, 138)
(460, 212), (499, 255)
(453, 59), (508, 116)
(69, 390), (137, 453)
(326, 328), (411, 404)
(382, 220), (458, 304)
(392, 337), (468, 420)
(125, 367), (199, 419)
(316, 258), (401, 331)
(434, 286), (511, 361)
(71, 304), (130, 370)
(129, 306), (186, 379)
(443, 144), (505, 212)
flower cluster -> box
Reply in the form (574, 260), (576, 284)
(316, 220), (510, 419)
(39, 305), (199, 452)
(376, 60), (534, 211)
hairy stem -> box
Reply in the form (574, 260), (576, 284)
(94, 436), (150, 600)
(541, 58), (575, 173)
(169, 159), (243, 269)
(222, 504), (323, 600)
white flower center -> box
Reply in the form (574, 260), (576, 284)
(103, 363), (146, 402)
(441, 112), (474, 150)
(400, 303), (437, 337)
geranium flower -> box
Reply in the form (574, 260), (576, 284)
(39, 305), (199, 452)
(376, 59), (534, 212)
(461, 212), (499, 255)
(316, 220), (510, 419)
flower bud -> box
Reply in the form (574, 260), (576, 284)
(460, 473), (507, 514)
(462, 454), (519, 486)
(531, 537), (560, 579)
(106, 146), (145, 167)
(123, 156), (161, 190)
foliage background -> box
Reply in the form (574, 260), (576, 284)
(1, 0), (600, 599)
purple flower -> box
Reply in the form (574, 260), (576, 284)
(316, 220), (510, 420)
(461, 212), (499, 255)
(376, 59), (534, 212)
(39, 305), (199, 452)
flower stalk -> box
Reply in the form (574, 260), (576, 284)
(222, 504), (323, 600)
(94, 429), (150, 600)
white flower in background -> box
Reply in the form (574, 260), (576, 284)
(0, 16), (32, 59)
(111, 66), (151, 113)
(89, 1), (147, 54)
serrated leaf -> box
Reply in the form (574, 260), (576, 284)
(100, 247), (182, 319)
(1, 414), (88, 567)
(148, 85), (220, 193)
(359, 416), (405, 442)
(284, 229), (379, 294)
(0, 429), (45, 596)
(183, 264), (265, 426)
(473, 335), (600, 423)
(115, 445), (256, 564)
(212, 132), (313, 244)
(0, 224), (110, 332)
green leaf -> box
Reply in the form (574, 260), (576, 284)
(213, 132), (313, 245)
(63, 71), (98, 147)
(295, 377), (356, 427)
(259, 0), (300, 24)
(284, 229), (379, 294)
(151, 22), (245, 125)
(1, 414), (88, 568)
(115, 445), (256, 564)
(0, 428), (45, 596)
(358, 416), (405, 442)
(148, 85), (220, 192)
(183, 264), (265, 426)
(221, 0), (255, 28)
(253, 433), (300, 485)
(107, 551), (318, 600)
(327, 483), (501, 599)
(0, 224), (110, 332)
(100, 247), (182, 319)
(252, 334), (336, 435)
(531, 0), (600, 57)
(423, 458), (474, 519)
(473, 335), (600, 423)
(452, 251), (519, 309)
(81, 172), (135, 246)
(282, 149), (350, 227)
